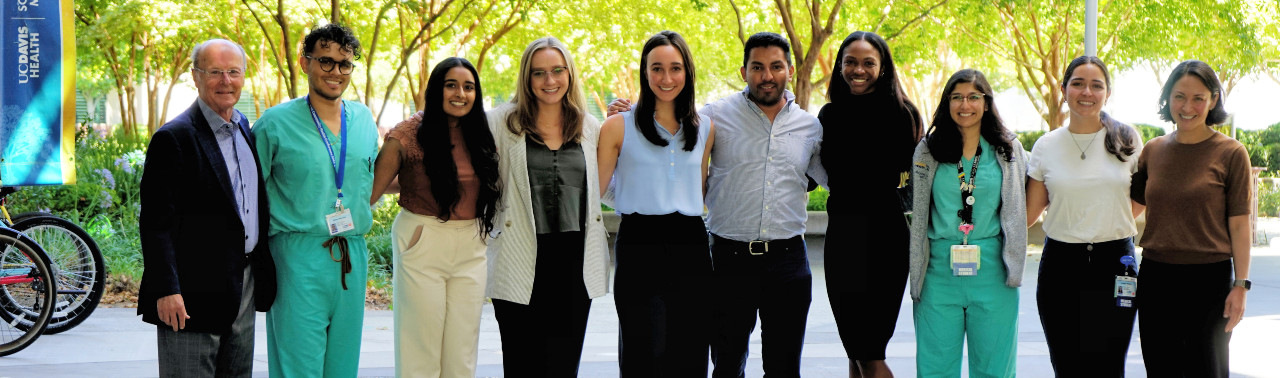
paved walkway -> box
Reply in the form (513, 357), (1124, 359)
(4, 237), (1280, 377)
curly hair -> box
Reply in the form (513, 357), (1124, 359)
(301, 23), (362, 61)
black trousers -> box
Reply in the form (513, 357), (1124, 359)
(709, 234), (811, 378)
(1138, 258), (1233, 378)
(1036, 237), (1137, 378)
(824, 212), (907, 361)
(493, 231), (592, 378)
(614, 213), (712, 377)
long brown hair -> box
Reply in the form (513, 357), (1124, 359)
(505, 36), (588, 144)
(635, 31), (700, 151)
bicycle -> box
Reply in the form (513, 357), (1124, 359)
(0, 224), (56, 357)
(0, 184), (106, 335)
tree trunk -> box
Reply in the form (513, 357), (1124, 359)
(277, 0), (298, 98)
(114, 90), (130, 137)
(331, 0), (340, 24)
(793, 65), (815, 110)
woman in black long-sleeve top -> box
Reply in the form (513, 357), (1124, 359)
(818, 30), (922, 378)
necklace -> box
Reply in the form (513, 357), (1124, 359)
(1071, 129), (1100, 160)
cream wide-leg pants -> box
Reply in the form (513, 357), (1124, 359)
(392, 210), (488, 378)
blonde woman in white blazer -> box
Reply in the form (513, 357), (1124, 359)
(484, 36), (610, 377)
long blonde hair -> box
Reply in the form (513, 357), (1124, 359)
(506, 36), (587, 144)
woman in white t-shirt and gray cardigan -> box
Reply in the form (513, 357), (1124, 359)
(1025, 55), (1145, 377)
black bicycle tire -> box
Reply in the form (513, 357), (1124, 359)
(10, 213), (106, 334)
(0, 228), (55, 357)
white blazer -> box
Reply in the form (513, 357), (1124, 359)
(485, 103), (611, 305)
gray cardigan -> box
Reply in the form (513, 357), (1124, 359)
(908, 135), (1028, 302)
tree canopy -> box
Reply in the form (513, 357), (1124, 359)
(74, 0), (1278, 132)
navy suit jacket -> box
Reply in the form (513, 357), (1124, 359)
(138, 101), (276, 333)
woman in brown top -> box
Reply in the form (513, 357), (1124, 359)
(1130, 60), (1251, 377)
(370, 57), (500, 378)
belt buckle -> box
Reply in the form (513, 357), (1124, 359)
(748, 240), (768, 255)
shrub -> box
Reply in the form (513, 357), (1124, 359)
(1016, 130), (1046, 152)
(807, 187), (827, 211)
(1132, 123), (1166, 144)
(367, 194), (399, 291)
(1259, 179), (1280, 217)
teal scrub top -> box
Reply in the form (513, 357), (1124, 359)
(252, 97), (379, 237)
(928, 137), (1003, 242)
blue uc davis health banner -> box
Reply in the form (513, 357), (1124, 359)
(0, 0), (74, 186)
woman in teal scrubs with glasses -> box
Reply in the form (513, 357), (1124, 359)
(908, 68), (1027, 377)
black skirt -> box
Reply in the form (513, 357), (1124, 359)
(823, 198), (909, 360)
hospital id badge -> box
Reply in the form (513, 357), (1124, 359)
(326, 208), (355, 236)
(950, 244), (980, 276)
(1114, 276), (1137, 308)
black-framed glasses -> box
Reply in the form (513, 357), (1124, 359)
(305, 55), (356, 75)
(193, 66), (245, 79)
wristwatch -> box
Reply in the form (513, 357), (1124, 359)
(1233, 279), (1252, 291)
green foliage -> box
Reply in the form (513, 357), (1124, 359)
(1240, 121), (1280, 176)
(1016, 130), (1046, 152)
(367, 194), (399, 290)
(1258, 178), (1280, 217)
(807, 187), (828, 212)
(1132, 123), (1167, 143)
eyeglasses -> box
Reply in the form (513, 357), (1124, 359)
(305, 55), (356, 75)
(531, 66), (568, 80)
(193, 67), (245, 79)
(949, 93), (985, 104)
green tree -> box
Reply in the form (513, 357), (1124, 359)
(76, 0), (148, 136)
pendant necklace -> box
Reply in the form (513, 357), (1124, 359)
(1071, 129), (1100, 160)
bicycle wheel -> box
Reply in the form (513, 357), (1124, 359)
(0, 228), (54, 356)
(11, 213), (105, 334)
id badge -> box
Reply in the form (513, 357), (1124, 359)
(326, 208), (356, 236)
(950, 244), (980, 276)
(1114, 276), (1137, 308)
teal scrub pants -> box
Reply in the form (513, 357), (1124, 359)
(914, 236), (1018, 378)
(266, 233), (369, 377)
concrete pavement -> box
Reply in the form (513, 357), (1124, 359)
(4, 238), (1280, 377)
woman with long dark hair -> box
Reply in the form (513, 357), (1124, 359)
(908, 69), (1027, 377)
(370, 57), (500, 377)
(1026, 56), (1143, 377)
(818, 30), (921, 378)
(1132, 60), (1251, 377)
(485, 37), (611, 376)
(597, 30), (716, 376)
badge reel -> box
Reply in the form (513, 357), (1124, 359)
(1115, 255), (1138, 308)
(951, 221), (980, 277)
(326, 198), (356, 236)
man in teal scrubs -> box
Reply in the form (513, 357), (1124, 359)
(252, 23), (378, 377)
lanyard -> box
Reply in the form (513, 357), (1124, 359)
(307, 96), (349, 209)
(956, 145), (982, 243)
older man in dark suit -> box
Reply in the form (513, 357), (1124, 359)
(138, 39), (276, 378)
